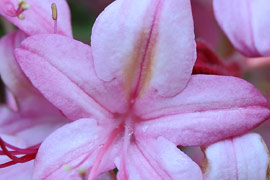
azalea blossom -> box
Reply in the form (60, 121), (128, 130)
(13, 0), (270, 179)
(203, 133), (269, 180)
(0, 0), (72, 177)
(213, 0), (270, 57)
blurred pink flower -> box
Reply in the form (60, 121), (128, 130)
(202, 133), (269, 180)
(213, 0), (270, 57)
(14, 0), (270, 179)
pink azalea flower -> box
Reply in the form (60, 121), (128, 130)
(15, 0), (269, 179)
(202, 133), (269, 180)
(183, 132), (270, 180)
(0, 0), (71, 176)
(213, 0), (270, 57)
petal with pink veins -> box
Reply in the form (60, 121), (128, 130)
(213, 0), (270, 57)
(15, 34), (129, 120)
(32, 118), (121, 180)
(0, 105), (67, 146)
(0, 0), (72, 36)
(135, 75), (270, 146)
(116, 136), (203, 180)
(202, 133), (270, 180)
(0, 30), (62, 116)
(91, 0), (196, 97)
(0, 30), (28, 98)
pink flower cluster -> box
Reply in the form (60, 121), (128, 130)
(0, 0), (269, 179)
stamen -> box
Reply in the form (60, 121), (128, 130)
(118, 124), (132, 179)
(21, 3), (30, 10)
(51, 3), (58, 34)
(17, 13), (25, 20)
(51, 3), (57, 20)
(63, 165), (72, 171)
(0, 137), (39, 168)
(78, 168), (87, 178)
(88, 125), (123, 180)
(16, 0), (30, 20)
(0, 154), (36, 168)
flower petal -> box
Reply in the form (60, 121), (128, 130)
(15, 34), (128, 120)
(91, 0), (196, 97)
(0, 0), (72, 36)
(135, 75), (270, 146)
(33, 118), (120, 180)
(116, 136), (203, 180)
(213, 0), (270, 57)
(202, 133), (270, 180)
(0, 105), (67, 146)
(0, 161), (33, 180)
(0, 30), (28, 100)
(0, 31), (62, 116)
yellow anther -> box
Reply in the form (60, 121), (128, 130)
(63, 165), (72, 171)
(18, 13), (25, 20)
(18, 0), (26, 3)
(51, 3), (57, 20)
(21, 3), (30, 10)
(78, 169), (87, 178)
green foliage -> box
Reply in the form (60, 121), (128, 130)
(68, 1), (96, 44)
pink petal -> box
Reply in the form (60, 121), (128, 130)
(33, 118), (120, 180)
(0, 105), (67, 146)
(0, 0), (72, 36)
(0, 161), (33, 180)
(15, 34), (128, 121)
(191, 0), (222, 50)
(0, 105), (31, 134)
(135, 75), (270, 146)
(213, 0), (270, 57)
(91, 0), (196, 97)
(116, 136), (202, 180)
(0, 31), (66, 116)
(203, 133), (270, 180)
(0, 30), (28, 100)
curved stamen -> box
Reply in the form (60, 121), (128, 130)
(87, 124), (123, 180)
(0, 153), (36, 168)
(0, 137), (39, 168)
